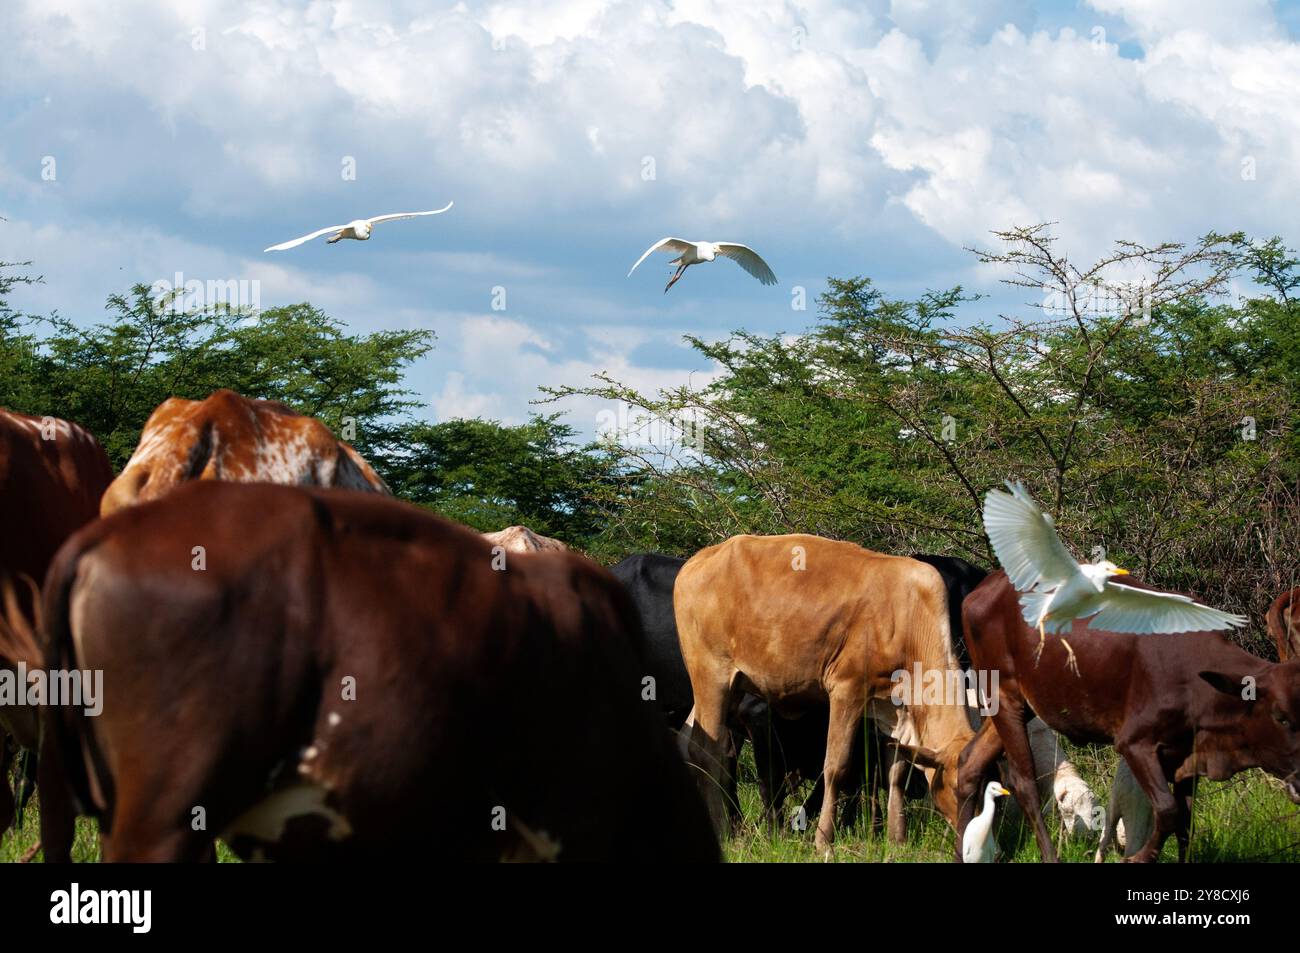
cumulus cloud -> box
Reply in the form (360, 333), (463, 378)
(3, 0), (1300, 432)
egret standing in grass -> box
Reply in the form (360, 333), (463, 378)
(627, 238), (777, 292)
(264, 202), (454, 251)
(982, 481), (1247, 674)
(963, 782), (1010, 864)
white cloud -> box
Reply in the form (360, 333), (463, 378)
(426, 312), (720, 431)
(6, 0), (1300, 430)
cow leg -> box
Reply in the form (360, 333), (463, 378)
(840, 723), (865, 832)
(993, 708), (1057, 862)
(887, 754), (910, 843)
(815, 693), (861, 853)
(1093, 783), (1121, 863)
(103, 825), (199, 863)
(100, 782), (211, 863)
(801, 777), (824, 828)
(741, 699), (783, 830)
(1115, 740), (1177, 863)
(723, 729), (742, 827)
(0, 738), (14, 834)
(1173, 776), (1197, 863)
(865, 737), (882, 836)
(37, 745), (76, 863)
(955, 718), (1004, 862)
(684, 667), (739, 839)
(13, 748), (36, 824)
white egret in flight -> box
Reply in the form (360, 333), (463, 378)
(627, 238), (777, 292)
(264, 202), (453, 252)
(983, 481), (1247, 673)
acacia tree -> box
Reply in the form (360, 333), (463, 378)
(1, 282), (434, 473)
(548, 227), (1296, 652)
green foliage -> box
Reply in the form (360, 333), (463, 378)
(384, 414), (618, 547)
(548, 228), (1300, 651)
(6, 227), (1300, 641)
(0, 282), (433, 471)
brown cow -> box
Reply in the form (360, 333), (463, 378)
(25, 481), (717, 861)
(1267, 588), (1299, 661)
(483, 525), (568, 553)
(0, 408), (112, 857)
(674, 534), (974, 851)
(957, 571), (1300, 863)
(99, 389), (387, 515)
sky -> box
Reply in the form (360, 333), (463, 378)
(3, 0), (1300, 437)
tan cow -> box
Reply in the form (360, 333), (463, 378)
(675, 533), (973, 851)
(100, 389), (388, 514)
(482, 525), (568, 553)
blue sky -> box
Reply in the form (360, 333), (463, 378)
(3, 0), (1300, 436)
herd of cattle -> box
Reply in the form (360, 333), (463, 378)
(0, 389), (1298, 862)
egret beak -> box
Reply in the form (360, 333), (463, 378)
(997, 786), (1011, 797)
(1112, 568), (1130, 576)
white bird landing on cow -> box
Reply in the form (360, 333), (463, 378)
(264, 202), (454, 251)
(627, 238), (777, 292)
(982, 481), (1247, 674)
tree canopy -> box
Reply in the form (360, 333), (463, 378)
(5, 227), (1299, 653)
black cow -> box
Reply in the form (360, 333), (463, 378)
(909, 553), (988, 669)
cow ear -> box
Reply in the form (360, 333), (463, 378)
(1199, 670), (1259, 701)
(890, 741), (942, 769)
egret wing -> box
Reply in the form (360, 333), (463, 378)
(264, 225), (346, 252)
(628, 238), (693, 277)
(983, 481), (1079, 592)
(367, 202), (454, 226)
(1090, 581), (1248, 634)
(715, 243), (777, 285)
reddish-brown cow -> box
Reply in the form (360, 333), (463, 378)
(958, 571), (1300, 863)
(26, 481), (717, 861)
(99, 389), (387, 515)
(0, 408), (112, 859)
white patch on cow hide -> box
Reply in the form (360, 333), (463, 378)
(222, 781), (353, 847)
(252, 427), (317, 485)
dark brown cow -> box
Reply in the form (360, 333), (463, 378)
(25, 481), (717, 861)
(957, 571), (1300, 863)
(0, 408), (112, 856)
(99, 389), (387, 515)
(675, 534), (974, 851)
(1267, 588), (1299, 661)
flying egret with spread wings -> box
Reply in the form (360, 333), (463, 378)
(264, 202), (453, 252)
(983, 481), (1247, 674)
(627, 238), (777, 292)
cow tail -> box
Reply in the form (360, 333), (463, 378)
(42, 541), (114, 824)
(0, 573), (43, 671)
(1266, 590), (1296, 662)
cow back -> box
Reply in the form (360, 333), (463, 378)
(100, 389), (387, 514)
(0, 410), (112, 581)
(44, 482), (717, 862)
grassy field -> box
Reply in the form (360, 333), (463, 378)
(726, 742), (1300, 863)
(2, 741), (1296, 862)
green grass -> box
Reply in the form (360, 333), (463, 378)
(1, 742), (1295, 862)
(724, 742), (1300, 863)
(0, 794), (242, 863)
